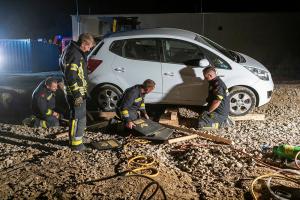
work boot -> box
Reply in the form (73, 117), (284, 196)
(109, 116), (122, 125)
(220, 117), (235, 128)
(108, 117), (118, 126)
(71, 144), (91, 152)
(226, 117), (235, 126)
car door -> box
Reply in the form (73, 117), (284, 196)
(110, 38), (162, 102)
(161, 39), (208, 105)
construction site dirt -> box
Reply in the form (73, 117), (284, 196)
(0, 82), (300, 199)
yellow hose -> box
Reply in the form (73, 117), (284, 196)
(124, 138), (159, 178)
(295, 151), (300, 169)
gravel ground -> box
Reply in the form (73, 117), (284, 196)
(0, 83), (300, 199)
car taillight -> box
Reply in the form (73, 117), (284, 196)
(87, 59), (102, 73)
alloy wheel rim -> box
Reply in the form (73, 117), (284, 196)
(230, 92), (252, 115)
(98, 89), (119, 110)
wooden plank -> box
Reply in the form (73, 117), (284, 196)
(161, 124), (233, 145)
(231, 114), (265, 121)
(170, 111), (178, 121)
(165, 108), (178, 113)
(60, 118), (69, 123)
(99, 112), (116, 120)
(86, 111), (95, 121)
(54, 131), (68, 139)
(159, 118), (179, 126)
(159, 109), (179, 126)
(87, 121), (109, 130)
(166, 134), (199, 144)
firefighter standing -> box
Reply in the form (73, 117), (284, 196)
(60, 33), (95, 151)
(116, 79), (155, 129)
(198, 66), (230, 129)
(31, 77), (60, 128)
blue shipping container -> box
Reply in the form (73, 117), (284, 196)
(0, 39), (60, 73)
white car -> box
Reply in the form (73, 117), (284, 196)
(87, 28), (274, 116)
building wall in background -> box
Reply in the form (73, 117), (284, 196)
(72, 13), (300, 79)
(204, 13), (300, 79)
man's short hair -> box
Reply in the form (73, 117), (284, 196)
(203, 66), (216, 75)
(45, 77), (57, 86)
(78, 33), (95, 46)
(142, 79), (156, 89)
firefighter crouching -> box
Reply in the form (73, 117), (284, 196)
(198, 66), (230, 129)
(31, 77), (61, 128)
(60, 33), (95, 151)
(116, 79), (156, 129)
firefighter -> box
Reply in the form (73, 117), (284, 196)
(198, 66), (230, 129)
(31, 77), (60, 128)
(116, 79), (155, 129)
(60, 33), (95, 151)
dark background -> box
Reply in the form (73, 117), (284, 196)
(0, 0), (300, 39)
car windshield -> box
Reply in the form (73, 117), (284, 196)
(194, 35), (238, 62)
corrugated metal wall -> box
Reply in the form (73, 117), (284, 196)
(0, 39), (32, 73)
(0, 39), (60, 73)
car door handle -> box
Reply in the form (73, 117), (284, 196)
(219, 75), (225, 77)
(114, 67), (125, 72)
(163, 72), (174, 76)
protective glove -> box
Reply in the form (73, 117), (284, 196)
(74, 96), (83, 107)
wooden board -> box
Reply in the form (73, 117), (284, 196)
(166, 134), (199, 144)
(54, 131), (68, 139)
(99, 112), (115, 119)
(170, 111), (178, 121)
(86, 112), (95, 122)
(86, 111), (116, 120)
(159, 109), (179, 126)
(161, 124), (233, 145)
(87, 121), (109, 130)
(231, 114), (265, 121)
(159, 118), (179, 126)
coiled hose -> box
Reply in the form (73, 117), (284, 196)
(124, 138), (160, 178)
(250, 169), (300, 200)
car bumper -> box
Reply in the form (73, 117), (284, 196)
(253, 78), (274, 107)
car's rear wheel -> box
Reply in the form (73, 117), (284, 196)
(229, 86), (256, 116)
(93, 84), (122, 111)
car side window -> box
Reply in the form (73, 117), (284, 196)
(203, 48), (231, 70)
(123, 39), (160, 62)
(162, 39), (204, 65)
(109, 40), (124, 56)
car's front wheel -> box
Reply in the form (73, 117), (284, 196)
(93, 84), (122, 111)
(229, 86), (256, 116)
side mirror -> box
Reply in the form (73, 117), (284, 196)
(199, 58), (210, 67)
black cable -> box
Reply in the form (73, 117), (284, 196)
(82, 170), (167, 200)
(127, 173), (167, 200)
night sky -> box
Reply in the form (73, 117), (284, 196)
(0, 0), (299, 39)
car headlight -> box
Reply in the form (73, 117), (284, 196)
(244, 66), (269, 81)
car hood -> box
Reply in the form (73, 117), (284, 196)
(238, 52), (269, 71)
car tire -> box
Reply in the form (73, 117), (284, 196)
(229, 86), (256, 116)
(93, 84), (122, 112)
